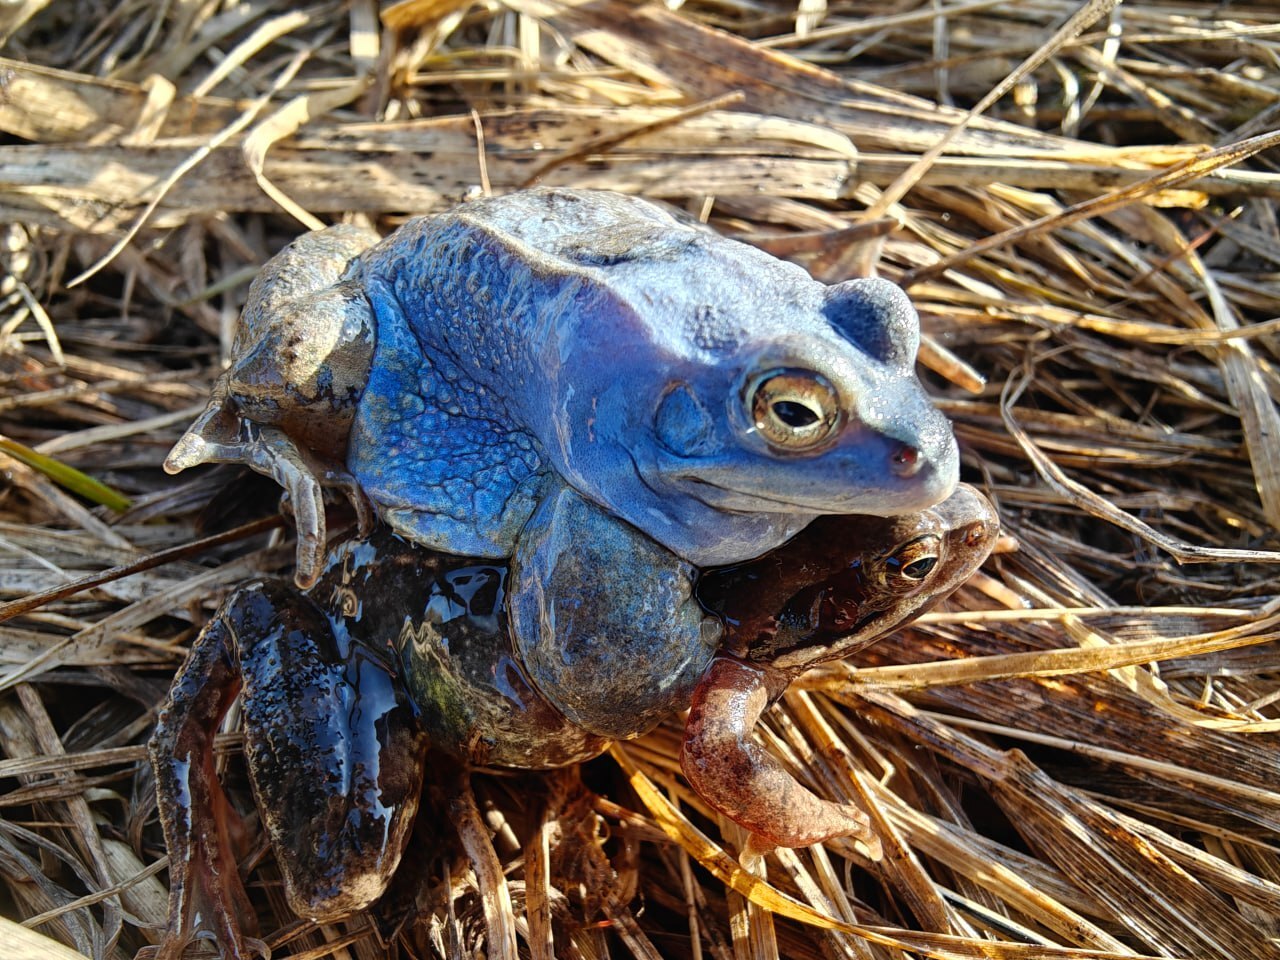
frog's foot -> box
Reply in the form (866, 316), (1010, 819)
(148, 580), (428, 959)
(681, 655), (879, 853)
(166, 406), (372, 587)
(147, 615), (270, 960)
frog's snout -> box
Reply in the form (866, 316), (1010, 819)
(935, 482), (1000, 546)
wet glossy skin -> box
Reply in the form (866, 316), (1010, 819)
(145, 486), (997, 960)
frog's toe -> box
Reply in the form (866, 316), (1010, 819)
(273, 455), (378, 586)
(164, 401), (241, 474)
(311, 466), (376, 539)
(273, 481), (325, 589)
(347, 480), (376, 537)
(162, 431), (208, 474)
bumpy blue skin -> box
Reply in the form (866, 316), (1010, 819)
(348, 189), (958, 567)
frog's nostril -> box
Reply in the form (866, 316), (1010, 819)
(890, 443), (921, 477)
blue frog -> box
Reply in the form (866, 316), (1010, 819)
(167, 190), (956, 575)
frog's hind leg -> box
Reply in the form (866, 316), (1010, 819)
(146, 607), (266, 960)
(231, 581), (429, 922)
(148, 581), (428, 960)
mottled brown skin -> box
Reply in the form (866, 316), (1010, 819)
(146, 487), (996, 959)
(698, 485), (997, 672)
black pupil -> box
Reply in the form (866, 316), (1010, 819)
(901, 556), (937, 579)
(772, 400), (819, 428)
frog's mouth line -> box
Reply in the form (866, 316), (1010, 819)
(672, 474), (953, 516)
(624, 453), (825, 515)
(764, 608), (888, 664)
(677, 476), (831, 513)
(767, 539), (980, 672)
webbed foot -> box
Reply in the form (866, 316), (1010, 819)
(681, 654), (878, 852)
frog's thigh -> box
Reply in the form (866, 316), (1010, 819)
(231, 224), (379, 427)
(508, 486), (720, 740)
(231, 582), (428, 920)
(238, 223), (379, 328)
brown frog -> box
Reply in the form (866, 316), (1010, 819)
(144, 485), (996, 959)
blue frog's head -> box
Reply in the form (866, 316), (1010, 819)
(645, 270), (956, 517)
(524, 197), (958, 565)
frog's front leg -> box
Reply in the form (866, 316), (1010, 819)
(508, 484), (721, 739)
(681, 654), (879, 854)
(147, 579), (427, 960)
(165, 224), (380, 588)
(168, 414), (374, 587)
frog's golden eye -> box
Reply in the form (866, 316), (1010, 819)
(747, 368), (841, 451)
(887, 535), (941, 581)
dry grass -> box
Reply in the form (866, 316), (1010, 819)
(2, 1), (1280, 958)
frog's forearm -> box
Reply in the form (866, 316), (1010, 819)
(681, 655), (874, 849)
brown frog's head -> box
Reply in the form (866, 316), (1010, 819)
(697, 484), (998, 674)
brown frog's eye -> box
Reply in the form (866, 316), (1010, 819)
(747, 368), (841, 451)
(887, 535), (942, 581)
